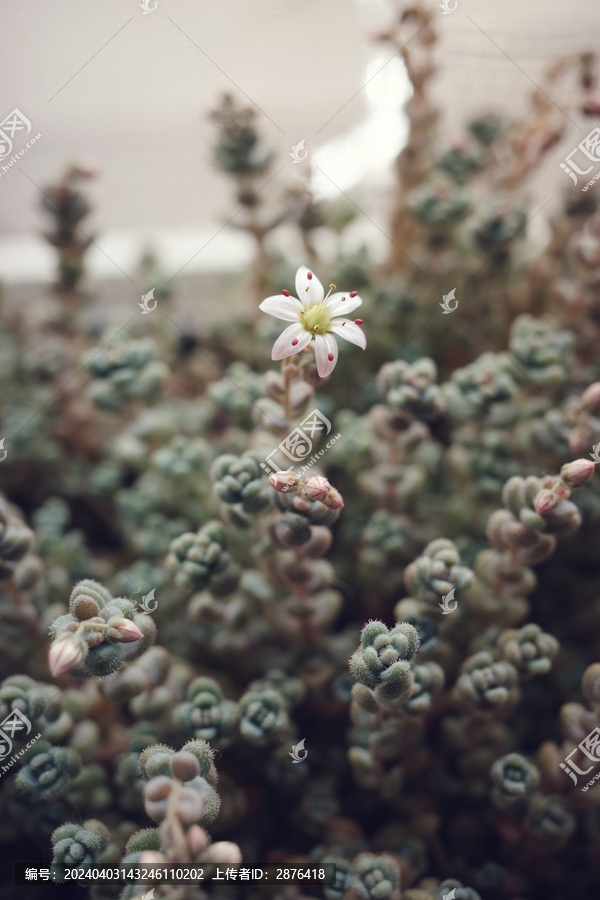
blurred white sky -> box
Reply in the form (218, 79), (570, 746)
(0, 0), (599, 281)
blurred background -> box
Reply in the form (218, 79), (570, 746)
(0, 0), (598, 285)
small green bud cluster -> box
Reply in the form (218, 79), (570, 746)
(348, 852), (401, 900)
(0, 495), (36, 582)
(0, 675), (73, 741)
(455, 652), (518, 712)
(408, 176), (470, 226)
(174, 676), (239, 748)
(16, 741), (81, 800)
(211, 452), (272, 527)
(210, 93), (273, 176)
(497, 623), (559, 676)
(376, 358), (445, 422)
(51, 819), (110, 881)
(349, 620), (421, 710)
(84, 335), (168, 411)
(442, 352), (519, 421)
(165, 521), (231, 591)
(473, 202), (527, 251)
(508, 314), (574, 387)
(404, 539), (474, 606)
(48, 579), (153, 679)
(438, 140), (486, 184)
(138, 741), (220, 826)
(490, 752), (540, 813)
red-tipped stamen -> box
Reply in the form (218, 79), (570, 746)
(291, 338), (299, 346)
(349, 291), (357, 298)
(307, 272), (313, 280)
(328, 353), (334, 361)
(282, 289), (290, 297)
(354, 319), (363, 325)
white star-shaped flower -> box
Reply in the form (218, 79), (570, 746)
(259, 265), (366, 378)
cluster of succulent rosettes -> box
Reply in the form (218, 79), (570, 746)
(404, 539), (474, 607)
(376, 358), (445, 422)
(508, 314), (574, 387)
(437, 139), (486, 184)
(490, 752), (540, 813)
(442, 352), (519, 421)
(208, 361), (266, 425)
(487, 463), (593, 565)
(48, 579), (154, 679)
(83, 335), (168, 411)
(51, 819), (110, 881)
(497, 623), (559, 676)
(268, 474), (343, 547)
(138, 741), (220, 826)
(462, 549), (536, 625)
(349, 620), (421, 710)
(405, 661), (445, 714)
(174, 676), (239, 748)
(408, 176), (471, 226)
(473, 201), (527, 251)
(238, 687), (290, 745)
(209, 91), (273, 178)
(346, 853), (401, 900)
(165, 520), (232, 592)
(16, 740), (81, 800)
(454, 652), (519, 713)
(211, 452), (272, 525)
(0, 675), (72, 741)
(0, 495), (36, 582)
(41, 160), (97, 291)
(151, 434), (210, 480)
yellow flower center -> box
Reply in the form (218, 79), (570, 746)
(300, 303), (332, 335)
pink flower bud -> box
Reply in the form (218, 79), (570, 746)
(107, 615), (144, 643)
(268, 471), (299, 493)
(323, 487), (344, 509)
(304, 476), (331, 501)
(582, 382), (600, 411)
(48, 635), (87, 677)
(187, 824), (209, 856)
(208, 841), (243, 865)
(560, 458), (596, 487)
(533, 488), (559, 516)
(138, 851), (167, 865)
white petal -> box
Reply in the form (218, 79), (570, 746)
(271, 323), (313, 360)
(330, 319), (367, 349)
(295, 265), (324, 308)
(259, 294), (302, 322)
(314, 334), (339, 378)
(325, 291), (363, 317)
